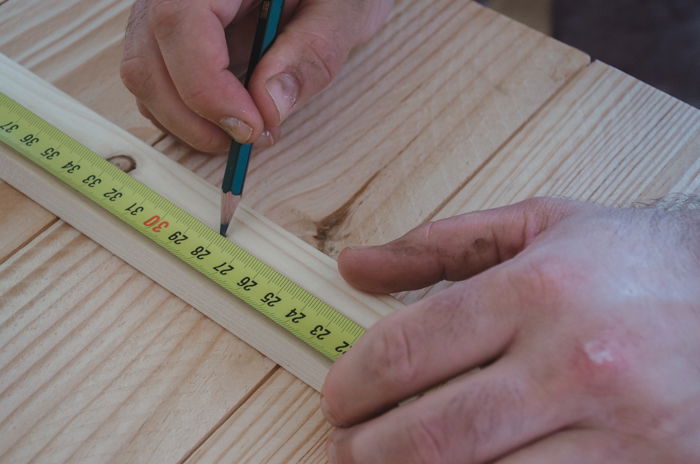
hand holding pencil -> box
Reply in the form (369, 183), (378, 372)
(120, 0), (394, 154)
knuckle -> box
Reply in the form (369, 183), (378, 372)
(508, 254), (580, 306)
(136, 103), (152, 120)
(185, 128), (226, 154)
(404, 415), (446, 464)
(148, 0), (184, 38)
(307, 34), (342, 78)
(179, 85), (214, 114)
(291, 29), (345, 84)
(520, 196), (557, 211)
(120, 55), (154, 98)
(368, 319), (421, 388)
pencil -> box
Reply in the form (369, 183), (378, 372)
(220, 0), (285, 236)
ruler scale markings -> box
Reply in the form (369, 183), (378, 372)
(0, 93), (363, 360)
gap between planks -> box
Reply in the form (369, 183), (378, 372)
(0, 215), (58, 265)
(178, 366), (282, 464)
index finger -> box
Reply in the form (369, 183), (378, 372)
(338, 198), (580, 294)
(149, 0), (264, 142)
(322, 266), (521, 427)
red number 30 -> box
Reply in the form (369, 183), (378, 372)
(143, 215), (169, 232)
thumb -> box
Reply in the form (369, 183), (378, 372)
(248, 0), (392, 128)
(338, 198), (583, 294)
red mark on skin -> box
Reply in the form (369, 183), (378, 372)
(569, 328), (641, 395)
(584, 340), (617, 365)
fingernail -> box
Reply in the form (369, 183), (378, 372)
(256, 129), (276, 149)
(266, 72), (299, 122)
(220, 117), (253, 144)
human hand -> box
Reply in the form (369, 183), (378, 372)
(121, 0), (392, 152)
(323, 197), (700, 463)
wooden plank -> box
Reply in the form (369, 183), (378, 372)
(0, 0), (160, 143)
(0, 53), (399, 461)
(436, 61), (700, 218)
(0, 223), (275, 463)
(153, 0), (589, 256)
(0, 1), (589, 460)
(186, 368), (331, 464)
(0, 2), (277, 456)
(0, 52), (400, 388)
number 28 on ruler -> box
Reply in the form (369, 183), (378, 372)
(1, 105), (362, 360)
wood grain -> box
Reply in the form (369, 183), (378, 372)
(0, 181), (55, 263)
(153, 0), (588, 257)
(436, 61), (700, 219)
(0, 4), (279, 462)
(187, 368), (332, 464)
(0, 0), (592, 461)
(0, 52), (392, 461)
(0, 221), (275, 463)
(0, 0), (160, 142)
(7, 0), (685, 462)
(198, 61), (700, 462)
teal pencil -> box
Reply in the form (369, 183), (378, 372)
(220, 0), (285, 236)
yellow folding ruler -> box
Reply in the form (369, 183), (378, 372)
(0, 92), (365, 361)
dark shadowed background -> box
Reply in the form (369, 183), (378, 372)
(481, 0), (700, 108)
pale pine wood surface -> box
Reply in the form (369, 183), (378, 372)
(0, 182), (55, 263)
(187, 368), (331, 464)
(0, 223), (273, 463)
(1, 0), (698, 462)
(0, 0), (161, 143)
(436, 61), (700, 218)
(0, 1), (278, 461)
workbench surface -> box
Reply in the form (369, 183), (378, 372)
(1, 1), (699, 462)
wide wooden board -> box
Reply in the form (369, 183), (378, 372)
(438, 61), (700, 218)
(0, 0), (607, 461)
(192, 61), (700, 460)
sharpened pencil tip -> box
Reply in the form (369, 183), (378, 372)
(219, 191), (241, 238)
